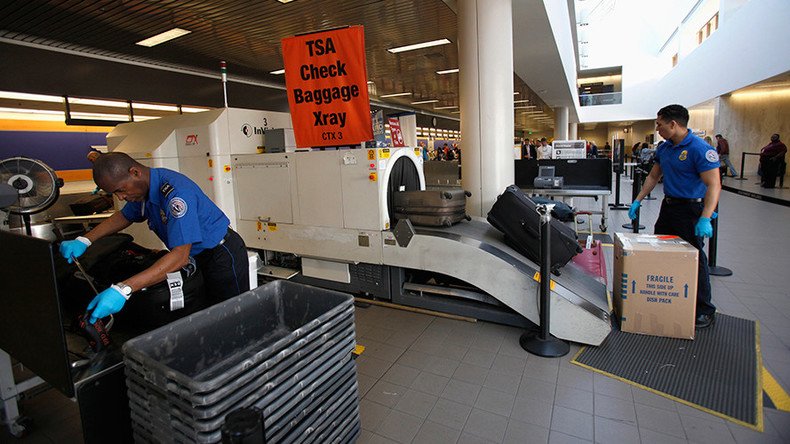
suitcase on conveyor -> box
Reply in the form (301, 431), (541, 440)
(487, 185), (582, 273)
(394, 189), (471, 227)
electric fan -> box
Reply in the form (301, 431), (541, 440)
(0, 157), (64, 235)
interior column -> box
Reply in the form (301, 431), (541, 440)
(554, 106), (569, 140)
(569, 122), (578, 140)
(458, 0), (514, 216)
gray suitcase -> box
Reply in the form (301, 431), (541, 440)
(394, 190), (471, 227)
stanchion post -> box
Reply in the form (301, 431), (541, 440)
(520, 205), (570, 358)
(624, 168), (645, 231)
(708, 204), (733, 276)
(735, 152), (748, 180)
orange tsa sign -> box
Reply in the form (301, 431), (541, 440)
(282, 26), (373, 148)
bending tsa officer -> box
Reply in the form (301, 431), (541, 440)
(628, 104), (721, 329)
(59, 152), (250, 323)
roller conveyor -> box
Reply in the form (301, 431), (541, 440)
(381, 217), (612, 346)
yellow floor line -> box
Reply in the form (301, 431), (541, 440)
(763, 367), (790, 412)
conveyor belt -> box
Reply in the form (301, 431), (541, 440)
(382, 218), (612, 345)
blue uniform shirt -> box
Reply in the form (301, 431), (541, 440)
(120, 168), (229, 255)
(655, 130), (720, 198)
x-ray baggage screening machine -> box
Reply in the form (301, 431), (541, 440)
(107, 109), (611, 346)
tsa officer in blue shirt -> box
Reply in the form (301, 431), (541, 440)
(629, 104), (721, 329)
(59, 152), (249, 323)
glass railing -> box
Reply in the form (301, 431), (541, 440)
(579, 92), (622, 106)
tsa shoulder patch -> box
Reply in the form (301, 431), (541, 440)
(705, 149), (719, 163)
(160, 182), (175, 198)
(169, 197), (188, 219)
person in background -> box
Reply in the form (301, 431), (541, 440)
(521, 138), (530, 159)
(428, 146), (437, 161)
(628, 104), (721, 329)
(418, 141), (428, 161)
(452, 143), (461, 163)
(590, 142), (598, 158)
(604, 141), (611, 154)
(445, 145), (455, 161)
(715, 134), (738, 177)
(59, 152), (250, 323)
(537, 137), (552, 160)
(632, 142), (642, 159)
(759, 133), (787, 188)
(529, 139), (538, 160)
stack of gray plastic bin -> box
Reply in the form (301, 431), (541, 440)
(122, 280), (359, 443)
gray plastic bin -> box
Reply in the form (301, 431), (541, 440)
(123, 280), (354, 395)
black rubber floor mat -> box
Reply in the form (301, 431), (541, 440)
(572, 313), (763, 430)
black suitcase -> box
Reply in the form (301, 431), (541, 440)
(83, 237), (208, 330)
(394, 189), (471, 227)
(487, 185), (582, 273)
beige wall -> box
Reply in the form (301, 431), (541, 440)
(578, 126), (608, 147)
(689, 107), (715, 137)
(715, 90), (790, 177)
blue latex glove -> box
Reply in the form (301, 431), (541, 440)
(628, 200), (641, 220)
(695, 217), (713, 238)
(59, 236), (91, 264)
(87, 286), (127, 323)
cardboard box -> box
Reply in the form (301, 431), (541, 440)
(613, 233), (699, 340)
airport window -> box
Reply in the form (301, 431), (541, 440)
(697, 12), (719, 46)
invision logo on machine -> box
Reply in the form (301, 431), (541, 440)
(241, 123), (268, 137)
(185, 134), (198, 145)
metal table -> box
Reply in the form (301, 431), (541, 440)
(521, 187), (611, 232)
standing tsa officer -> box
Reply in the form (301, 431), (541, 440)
(59, 152), (250, 323)
(628, 104), (721, 329)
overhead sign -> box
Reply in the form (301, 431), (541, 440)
(388, 117), (405, 147)
(282, 26), (373, 147)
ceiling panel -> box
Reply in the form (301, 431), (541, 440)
(0, 0), (551, 130)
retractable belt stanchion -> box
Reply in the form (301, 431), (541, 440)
(609, 150), (629, 210)
(520, 205), (570, 358)
(623, 168), (645, 230)
(736, 152), (748, 180)
(708, 204), (733, 276)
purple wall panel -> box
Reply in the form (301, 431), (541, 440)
(0, 131), (107, 170)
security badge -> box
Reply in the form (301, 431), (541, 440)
(159, 181), (188, 220)
(705, 149), (720, 162)
(679, 150), (688, 161)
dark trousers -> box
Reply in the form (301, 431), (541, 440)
(195, 228), (250, 301)
(654, 200), (716, 316)
(760, 159), (781, 188)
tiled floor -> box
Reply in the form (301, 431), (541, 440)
(3, 177), (790, 443)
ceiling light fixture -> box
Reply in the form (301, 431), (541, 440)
(411, 99), (439, 105)
(136, 28), (191, 47)
(513, 92), (520, 95)
(380, 92), (412, 98)
(270, 69), (285, 75)
(514, 105), (536, 109)
(434, 105), (459, 110)
(387, 38), (451, 54)
(277, 0), (296, 3)
(436, 68), (459, 75)
(367, 81), (375, 84)
(0, 91), (62, 103)
(514, 99), (531, 103)
(181, 106), (211, 113)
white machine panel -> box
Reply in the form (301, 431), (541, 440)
(294, 151), (344, 228)
(233, 154), (294, 224)
(340, 151), (381, 231)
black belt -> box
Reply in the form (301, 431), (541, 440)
(663, 196), (703, 204)
(216, 227), (234, 246)
(196, 228), (233, 259)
